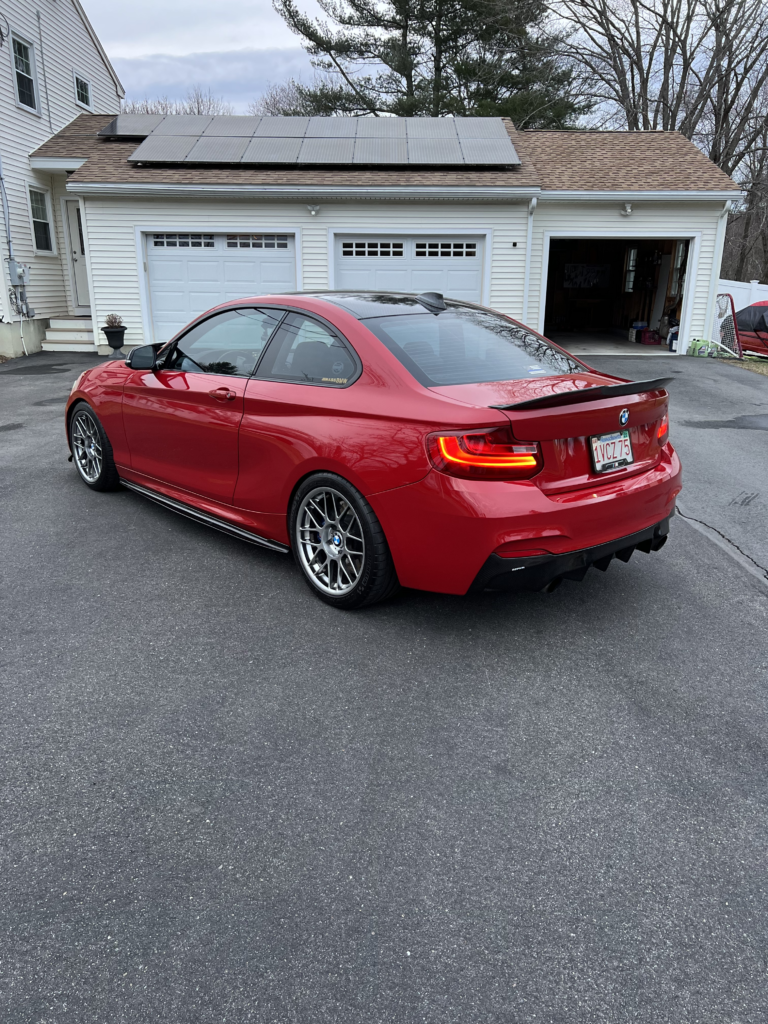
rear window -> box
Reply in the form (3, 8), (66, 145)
(363, 310), (585, 386)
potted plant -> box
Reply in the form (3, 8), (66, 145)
(102, 314), (127, 357)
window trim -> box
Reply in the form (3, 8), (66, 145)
(27, 183), (57, 256)
(253, 306), (363, 389)
(10, 32), (40, 114)
(73, 70), (93, 111)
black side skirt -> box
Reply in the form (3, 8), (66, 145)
(120, 479), (290, 554)
(468, 515), (672, 593)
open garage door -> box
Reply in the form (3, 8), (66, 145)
(146, 232), (297, 343)
(335, 235), (485, 303)
(544, 238), (689, 351)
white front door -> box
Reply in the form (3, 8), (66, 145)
(66, 200), (90, 309)
(146, 232), (297, 343)
(334, 235), (485, 302)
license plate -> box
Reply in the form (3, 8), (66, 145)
(590, 430), (634, 473)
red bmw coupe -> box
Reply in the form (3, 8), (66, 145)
(66, 292), (681, 609)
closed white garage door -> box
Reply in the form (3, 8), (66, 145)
(334, 235), (485, 303)
(146, 232), (297, 342)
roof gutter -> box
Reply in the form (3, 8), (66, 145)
(539, 189), (743, 202)
(64, 182), (542, 202)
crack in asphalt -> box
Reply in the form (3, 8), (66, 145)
(676, 505), (768, 583)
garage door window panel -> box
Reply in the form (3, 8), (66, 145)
(257, 313), (359, 386)
(364, 311), (584, 386)
(166, 308), (284, 376)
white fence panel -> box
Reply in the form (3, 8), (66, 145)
(718, 278), (768, 312)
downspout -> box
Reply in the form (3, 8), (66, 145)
(701, 200), (731, 353)
(521, 196), (537, 324)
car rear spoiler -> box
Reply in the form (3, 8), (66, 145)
(491, 377), (674, 411)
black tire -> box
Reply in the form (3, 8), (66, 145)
(68, 401), (121, 492)
(289, 472), (400, 610)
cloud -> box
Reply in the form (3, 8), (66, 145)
(83, 0), (305, 57)
(112, 48), (315, 112)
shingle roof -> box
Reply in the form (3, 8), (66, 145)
(31, 114), (738, 193)
(512, 129), (739, 192)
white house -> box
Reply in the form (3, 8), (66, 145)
(13, 104), (741, 359)
(0, 0), (122, 358)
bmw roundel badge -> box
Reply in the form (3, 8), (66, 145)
(619, 408), (630, 426)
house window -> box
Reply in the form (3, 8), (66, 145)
(415, 241), (477, 257)
(152, 233), (214, 248)
(13, 36), (37, 111)
(226, 234), (289, 249)
(29, 188), (53, 252)
(74, 74), (92, 109)
(624, 247), (638, 292)
(341, 241), (404, 257)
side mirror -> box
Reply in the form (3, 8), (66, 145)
(126, 345), (157, 370)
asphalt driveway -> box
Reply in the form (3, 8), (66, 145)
(1, 352), (767, 1024)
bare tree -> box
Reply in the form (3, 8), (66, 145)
(556, 0), (768, 176)
(122, 86), (234, 116)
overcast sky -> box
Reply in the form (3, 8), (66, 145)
(83, 0), (316, 110)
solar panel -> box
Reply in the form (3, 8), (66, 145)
(128, 135), (199, 162)
(405, 117), (459, 139)
(298, 138), (356, 163)
(203, 115), (262, 137)
(185, 136), (251, 162)
(407, 137), (464, 164)
(150, 115), (213, 136)
(454, 117), (511, 140)
(459, 138), (520, 165)
(241, 136), (302, 162)
(253, 116), (309, 137)
(306, 117), (358, 137)
(119, 115), (518, 165)
(355, 118), (407, 138)
(98, 114), (164, 137)
(353, 138), (408, 163)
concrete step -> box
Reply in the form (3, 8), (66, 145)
(49, 317), (93, 330)
(42, 341), (98, 353)
(45, 329), (95, 342)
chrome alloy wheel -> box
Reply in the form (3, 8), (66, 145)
(296, 486), (366, 596)
(71, 409), (103, 483)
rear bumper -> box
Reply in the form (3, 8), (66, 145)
(468, 515), (672, 593)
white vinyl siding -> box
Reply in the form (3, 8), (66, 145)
(76, 200), (528, 349)
(0, 0), (121, 325)
(69, 192), (725, 352)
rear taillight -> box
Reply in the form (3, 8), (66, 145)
(427, 427), (541, 480)
(657, 413), (669, 446)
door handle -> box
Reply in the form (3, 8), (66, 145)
(209, 387), (237, 402)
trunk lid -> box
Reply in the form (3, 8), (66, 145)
(429, 374), (670, 493)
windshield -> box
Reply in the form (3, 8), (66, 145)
(363, 309), (586, 386)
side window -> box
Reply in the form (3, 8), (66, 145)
(256, 313), (358, 386)
(164, 307), (283, 376)
(12, 37), (37, 111)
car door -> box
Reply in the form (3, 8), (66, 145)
(234, 311), (361, 517)
(122, 306), (283, 504)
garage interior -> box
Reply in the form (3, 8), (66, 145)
(544, 238), (689, 353)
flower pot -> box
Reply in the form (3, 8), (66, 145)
(102, 325), (127, 358)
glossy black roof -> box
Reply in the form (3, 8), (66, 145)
(307, 292), (474, 319)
